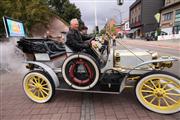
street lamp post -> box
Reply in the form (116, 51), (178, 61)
(117, 0), (124, 5)
(94, 0), (99, 34)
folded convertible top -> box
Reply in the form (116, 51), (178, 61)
(17, 37), (66, 58)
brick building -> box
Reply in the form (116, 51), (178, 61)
(160, 0), (180, 34)
(129, 0), (164, 38)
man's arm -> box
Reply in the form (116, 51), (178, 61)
(81, 34), (94, 41)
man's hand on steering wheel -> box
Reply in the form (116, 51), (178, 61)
(91, 40), (98, 48)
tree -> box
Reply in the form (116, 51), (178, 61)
(49, 0), (83, 26)
(0, 1), (5, 36)
(0, 0), (53, 35)
(100, 28), (106, 36)
(110, 25), (116, 34)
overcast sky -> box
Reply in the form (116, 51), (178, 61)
(70, 0), (135, 32)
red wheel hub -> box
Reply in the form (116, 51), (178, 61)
(69, 59), (94, 85)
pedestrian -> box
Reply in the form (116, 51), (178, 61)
(100, 34), (109, 54)
(112, 34), (116, 46)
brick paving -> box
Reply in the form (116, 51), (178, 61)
(80, 94), (95, 120)
(0, 70), (180, 120)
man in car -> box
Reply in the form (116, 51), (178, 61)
(66, 18), (95, 52)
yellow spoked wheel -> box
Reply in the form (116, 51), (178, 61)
(136, 71), (180, 114)
(23, 71), (55, 103)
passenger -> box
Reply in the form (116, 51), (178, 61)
(112, 33), (116, 46)
(80, 26), (88, 35)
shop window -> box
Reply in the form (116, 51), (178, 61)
(131, 18), (133, 24)
(163, 12), (173, 21)
(175, 9), (180, 22)
(173, 26), (180, 34)
(138, 15), (141, 22)
(165, 0), (171, 6)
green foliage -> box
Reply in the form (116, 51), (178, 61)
(0, 0), (53, 36)
(49, 0), (84, 26)
(0, 0), (84, 36)
(0, 1), (5, 36)
(110, 25), (116, 34)
(106, 24), (116, 35)
(100, 28), (106, 36)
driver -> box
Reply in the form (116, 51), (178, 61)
(66, 18), (95, 52)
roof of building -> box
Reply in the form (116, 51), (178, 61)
(54, 15), (69, 26)
(160, 1), (180, 11)
(130, 0), (141, 10)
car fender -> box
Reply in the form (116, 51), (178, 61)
(24, 61), (60, 88)
(119, 57), (178, 92)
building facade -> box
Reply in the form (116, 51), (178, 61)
(118, 19), (130, 38)
(129, 0), (164, 38)
(160, 0), (180, 34)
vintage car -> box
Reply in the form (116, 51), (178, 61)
(16, 35), (180, 115)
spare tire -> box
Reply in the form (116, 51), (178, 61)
(62, 53), (100, 90)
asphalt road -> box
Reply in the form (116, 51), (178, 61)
(116, 40), (180, 77)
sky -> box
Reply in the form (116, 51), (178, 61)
(70, 0), (135, 32)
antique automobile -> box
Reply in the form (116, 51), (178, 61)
(16, 35), (180, 114)
(3, 16), (179, 115)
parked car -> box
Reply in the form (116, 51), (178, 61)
(145, 31), (167, 41)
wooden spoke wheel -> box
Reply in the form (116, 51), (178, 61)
(23, 71), (55, 103)
(136, 71), (180, 114)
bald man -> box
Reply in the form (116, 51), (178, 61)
(66, 18), (94, 52)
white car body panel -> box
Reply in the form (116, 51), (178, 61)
(116, 49), (152, 68)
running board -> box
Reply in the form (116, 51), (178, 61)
(55, 79), (121, 94)
(56, 88), (120, 94)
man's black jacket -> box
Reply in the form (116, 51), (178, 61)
(66, 28), (93, 52)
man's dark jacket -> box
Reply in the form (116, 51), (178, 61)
(66, 28), (92, 52)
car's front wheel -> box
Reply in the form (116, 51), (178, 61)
(136, 71), (180, 114)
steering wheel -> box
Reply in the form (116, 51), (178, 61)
(90, 40), (100, 50)
(90, 36), (110, 56)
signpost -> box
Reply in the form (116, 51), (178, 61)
(3, 16), (26, 38)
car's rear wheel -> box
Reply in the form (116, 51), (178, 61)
(62, 53), (100, 90)
(23, 71), (55, 103)
(136, 71), (180, 114)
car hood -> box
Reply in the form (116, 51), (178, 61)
(115, 49), (153, 68)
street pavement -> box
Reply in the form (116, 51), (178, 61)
(119, 39), (180, 57)
(0, 39), (180, 120)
